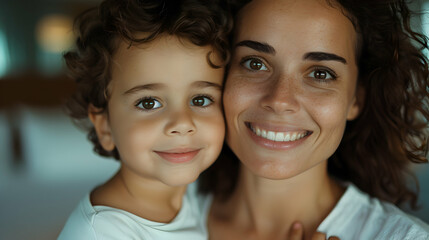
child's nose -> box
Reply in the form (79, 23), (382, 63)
(164, 110), (196, 136)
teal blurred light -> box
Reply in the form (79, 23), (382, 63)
(0, 29), (10, 78)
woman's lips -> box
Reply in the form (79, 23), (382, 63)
(154, 149), (201, 163)
(248, 123), (310, 142)
(246, 122), (312, 150)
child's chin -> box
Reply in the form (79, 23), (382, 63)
(163, 174), (199, 187)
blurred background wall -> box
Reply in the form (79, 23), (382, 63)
(0, 0), (428, 239)
(0, 0), (120, 239)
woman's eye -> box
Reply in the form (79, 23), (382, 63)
(136, 98), (162, 110)
(191, 96), (213, 107)
(241, 58), (268, 71)
(308, 69), (336, 81)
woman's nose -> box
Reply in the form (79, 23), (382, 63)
(260, 76), (300, 114)
(164, 109), (196, 136)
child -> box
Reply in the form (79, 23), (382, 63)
(58, 0), (230, 239)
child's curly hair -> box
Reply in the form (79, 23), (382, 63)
(65, 0), (232, 160)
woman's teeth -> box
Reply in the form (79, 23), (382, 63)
(250, 125), (308, 142)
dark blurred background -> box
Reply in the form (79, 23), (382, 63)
(0, 0), (428, 239)
(0, 0), (120, 239)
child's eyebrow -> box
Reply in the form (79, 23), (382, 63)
(123, 83), (165, 95)
(191, 81), (222, 90)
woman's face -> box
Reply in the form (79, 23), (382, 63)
(224, 0), (361, 179)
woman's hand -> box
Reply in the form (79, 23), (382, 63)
(288, 222), (339, 240)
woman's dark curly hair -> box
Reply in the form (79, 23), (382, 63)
(199, 0), (429, 209)
(65, 0), (232, 160)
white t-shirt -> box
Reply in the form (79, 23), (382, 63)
(318, 184), (429, 240)
(57, 183), (212, 240)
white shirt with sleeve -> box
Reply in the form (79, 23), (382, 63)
(57, 182), (212, 240)
(317, 183), (429, 240)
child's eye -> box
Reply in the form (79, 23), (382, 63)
(241, 57), (268, 71)
(307, 68), (337, 82)
(190, 95), (213, 107)
(135, 97), (162, 110)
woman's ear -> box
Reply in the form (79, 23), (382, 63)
(347, 84), (365, 120)
(88, 104), (115, 151)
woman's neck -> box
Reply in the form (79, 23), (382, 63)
(210, 161), (344, 239)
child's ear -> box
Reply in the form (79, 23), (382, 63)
(347, 84), (365, 120)
(88, 104), (115, 151)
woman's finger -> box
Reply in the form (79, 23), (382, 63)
(328, 236), (340, 240)
(312, 232), (341, 240)
(287, 222), (304, 240)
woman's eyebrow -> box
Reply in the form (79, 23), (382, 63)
(303, 52), (347, 64)
(235, 40), (276, 55)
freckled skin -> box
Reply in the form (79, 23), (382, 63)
(209, 1), (364, 239)
(224, 0), (360, 179)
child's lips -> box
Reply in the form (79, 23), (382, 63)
(154, 149), (201, 163)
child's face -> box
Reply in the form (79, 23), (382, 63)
(96, 36), (225, 186)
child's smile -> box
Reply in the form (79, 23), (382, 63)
(154, 148), (201, 164)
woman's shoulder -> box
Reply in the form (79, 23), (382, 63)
(318, 184), (429, 240)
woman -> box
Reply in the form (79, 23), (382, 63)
(199, 0), (429, 239)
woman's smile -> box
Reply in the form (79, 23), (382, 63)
(223, 0), (360, 179)
(245, 122), (312, 150)
(247, 122), (311, 142)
